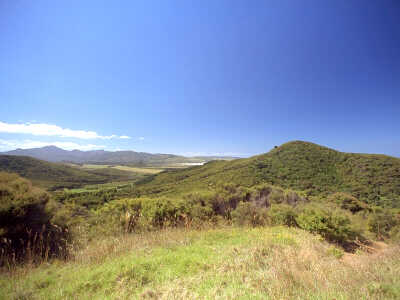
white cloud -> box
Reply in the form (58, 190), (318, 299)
(0, 139), (106, 151)
(138, 137), (145, 141)
(120, 135), (131, 139)
(0, 121), (128, 140)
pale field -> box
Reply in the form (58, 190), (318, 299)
(80, 164), (163, 174)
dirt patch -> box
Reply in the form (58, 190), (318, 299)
(341, 241), (389, 265)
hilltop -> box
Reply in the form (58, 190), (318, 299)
(2, 146), (237, 166)
(136, 141), (400, 207)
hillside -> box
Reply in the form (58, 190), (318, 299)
(2, 143), (400, 299)
(2, 146), (237, 166)
(0, 155), (140, 190)
(135, 141), (400, 207)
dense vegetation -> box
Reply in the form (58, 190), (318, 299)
(135, 141), (400, 208)
(0, 172), (69, 266)
(0, 155), (143, 190)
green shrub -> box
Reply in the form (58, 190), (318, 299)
(268, 188), (285, 204)
(368, 210), (399, 240)
(268, 204), (298, 227)
(210, 184), (250, 217)
(140, 197), (189, 228)
(389, 225), (400, 242)
(184, 192), (215, 219)
(0, 172), (70, 265)
(296, 207), (357, 245)
(327, 246), (344, 259)
(231, 202), (269, 227)
(328, 192), (370, 213)
(96, 197), (145, 231)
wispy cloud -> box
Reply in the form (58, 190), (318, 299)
(138, 137), (145, 141)
(0, 139), (106, 151)
(0, 121), (129, 140)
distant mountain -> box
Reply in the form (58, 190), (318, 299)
(1, 146), (236, 166)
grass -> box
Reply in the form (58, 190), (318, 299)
(80, 164), (112, 169)
(79, 164), (163, 174)
(2, 226), (399, 299)
(78, 164), (162, 175)
(111, 166), (163, 174)
(62, 181), (135, 194)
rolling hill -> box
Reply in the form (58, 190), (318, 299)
(135, 141), (400, 207)
(2, 146), (237, 166)
(0, 155), (141, 190)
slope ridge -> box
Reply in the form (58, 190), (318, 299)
(136, 141), (400, 207)
(0, 155), (136, 190)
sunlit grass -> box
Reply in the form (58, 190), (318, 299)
(2, 226), (399, 299)
(112, 166), (163, 174)
(80, 164), (163, 174)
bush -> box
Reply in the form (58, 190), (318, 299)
(96, 198), (145, 233)
(328, 192), (370, 213)
(210, 184), (249, 217)
(183, 193), (215, 227)
(0, 172), (70, 265)
(231, 202), (269, 227)
(141, 197), (192, 228)
(296, 207), (358, 245)
(268, 204), (298, 227)
(368, 210), (399, 240)
(327, 246), (344, 259)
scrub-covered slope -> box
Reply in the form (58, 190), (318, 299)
(136, 141), (400, 207)
(0, 155), (137, 190)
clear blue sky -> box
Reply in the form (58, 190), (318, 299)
(1, 1), (399, 157)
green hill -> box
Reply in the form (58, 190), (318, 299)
(136, 141), (400, 207)
(0, 155), (139, 190)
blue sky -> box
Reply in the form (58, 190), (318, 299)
(0, 1), (399, 157)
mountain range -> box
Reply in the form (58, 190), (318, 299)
(1, 146), (236, 166)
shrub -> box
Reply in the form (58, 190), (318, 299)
(0, 172), (70, 265)
(368, 210), (399, 240)
(231, 202), (269, 227)
(141, 197), (189, 228)
(328, 192), (370, 213)
(268, 188), (285, 204)
(184, 192), (215, 218)
(296, 207), (357, 245)
(268, 204), (298, 227)
(327, 246), (344, 259)
(210, 184), (250, 217)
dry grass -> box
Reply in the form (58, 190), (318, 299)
(80, 164), (164, 174)
(112, 166), (163, 174)
(1, 227), (399, 299)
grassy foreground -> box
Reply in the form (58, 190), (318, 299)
(2, 226), (399, 300)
